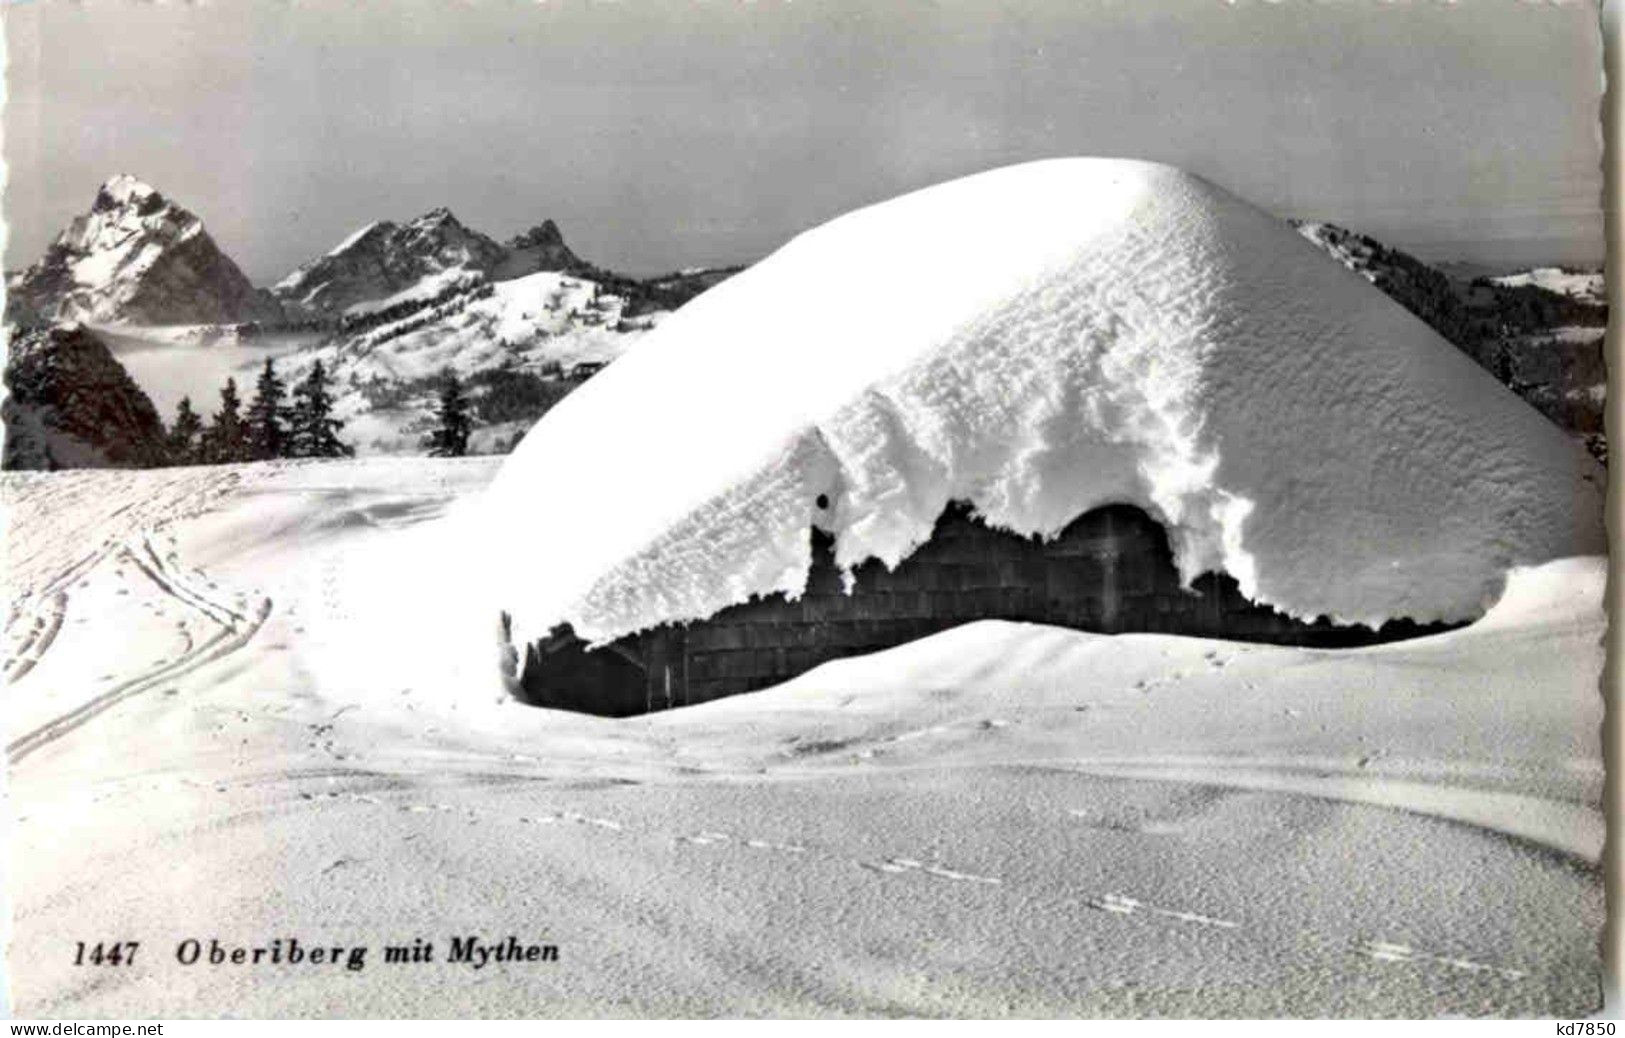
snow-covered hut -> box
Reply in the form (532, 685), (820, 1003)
(472, 159), (1604, 715)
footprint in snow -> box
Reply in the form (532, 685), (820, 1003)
(515, 811), (624, 831)
(677, 831), (805, 852)
(677, 831), (732, 846)
(861, 857), (1000, 884)
(561, 811), (624, 830)
(300, 791), (382, 806)
(1086, 892), (1237, 929)
(1358, 940), (1525, 980)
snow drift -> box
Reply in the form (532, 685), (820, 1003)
(472, 159), (1603, 650)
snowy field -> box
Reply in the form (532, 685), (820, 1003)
(3, 458), (1603, 1017)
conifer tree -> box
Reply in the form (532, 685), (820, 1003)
(168, 396), (203, 465)
(289, 361), (353, 458)
(426, 368), (472, 457)
(205, 378), (249, 464)
(245, 358), (290, 461)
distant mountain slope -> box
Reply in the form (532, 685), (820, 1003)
(279, 269), (663, 454)
(1292, 222), (1481, 346)
(262, 230), (744, 454)
(1294, 222), (1606, 342)
(1293, 221), (1607, 458)
(2, 324), (170, 470)
(569, 263), (747, 319)
(1489, 267), (1606, 306)
(5, 176), (285, 328)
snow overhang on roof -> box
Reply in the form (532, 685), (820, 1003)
(467, 158), (1605, 651)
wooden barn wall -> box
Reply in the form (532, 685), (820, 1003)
(518, 502), (1450, 716)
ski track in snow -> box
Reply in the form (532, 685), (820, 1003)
(4, 589), (71, 685)
(4, 542), (122, 682)
(5, 528), (272, 763)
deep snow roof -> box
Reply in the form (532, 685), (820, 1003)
(475, 158), (1604, 649)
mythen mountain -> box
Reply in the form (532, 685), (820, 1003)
(6, 175), (285, 328)
(272, 209), (585, 315)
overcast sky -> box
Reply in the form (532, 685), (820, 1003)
(2, 0), (1607, 282)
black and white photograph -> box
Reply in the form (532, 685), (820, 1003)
(0, 0), (1613, 1020)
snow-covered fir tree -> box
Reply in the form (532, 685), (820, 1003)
(167, 396), (204, 465)
(245, 358), (290, 461)
(426, 368), (473, 457)
(288, 360), (353, 459)
(204, 378), (249, 464)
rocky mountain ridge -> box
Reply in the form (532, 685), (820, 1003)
(274, 208), (517, 314)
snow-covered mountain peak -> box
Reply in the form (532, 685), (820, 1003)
(92, 174), (166, 213)
(7, 177), (282, 327)
(396, 208), (502, 265)
(408, 206), (460, 228)
(496, 218), (582, 278)
(322, 220), (394, 260)
(64, 176), (201, 255)
(272, 209), (504, 314)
